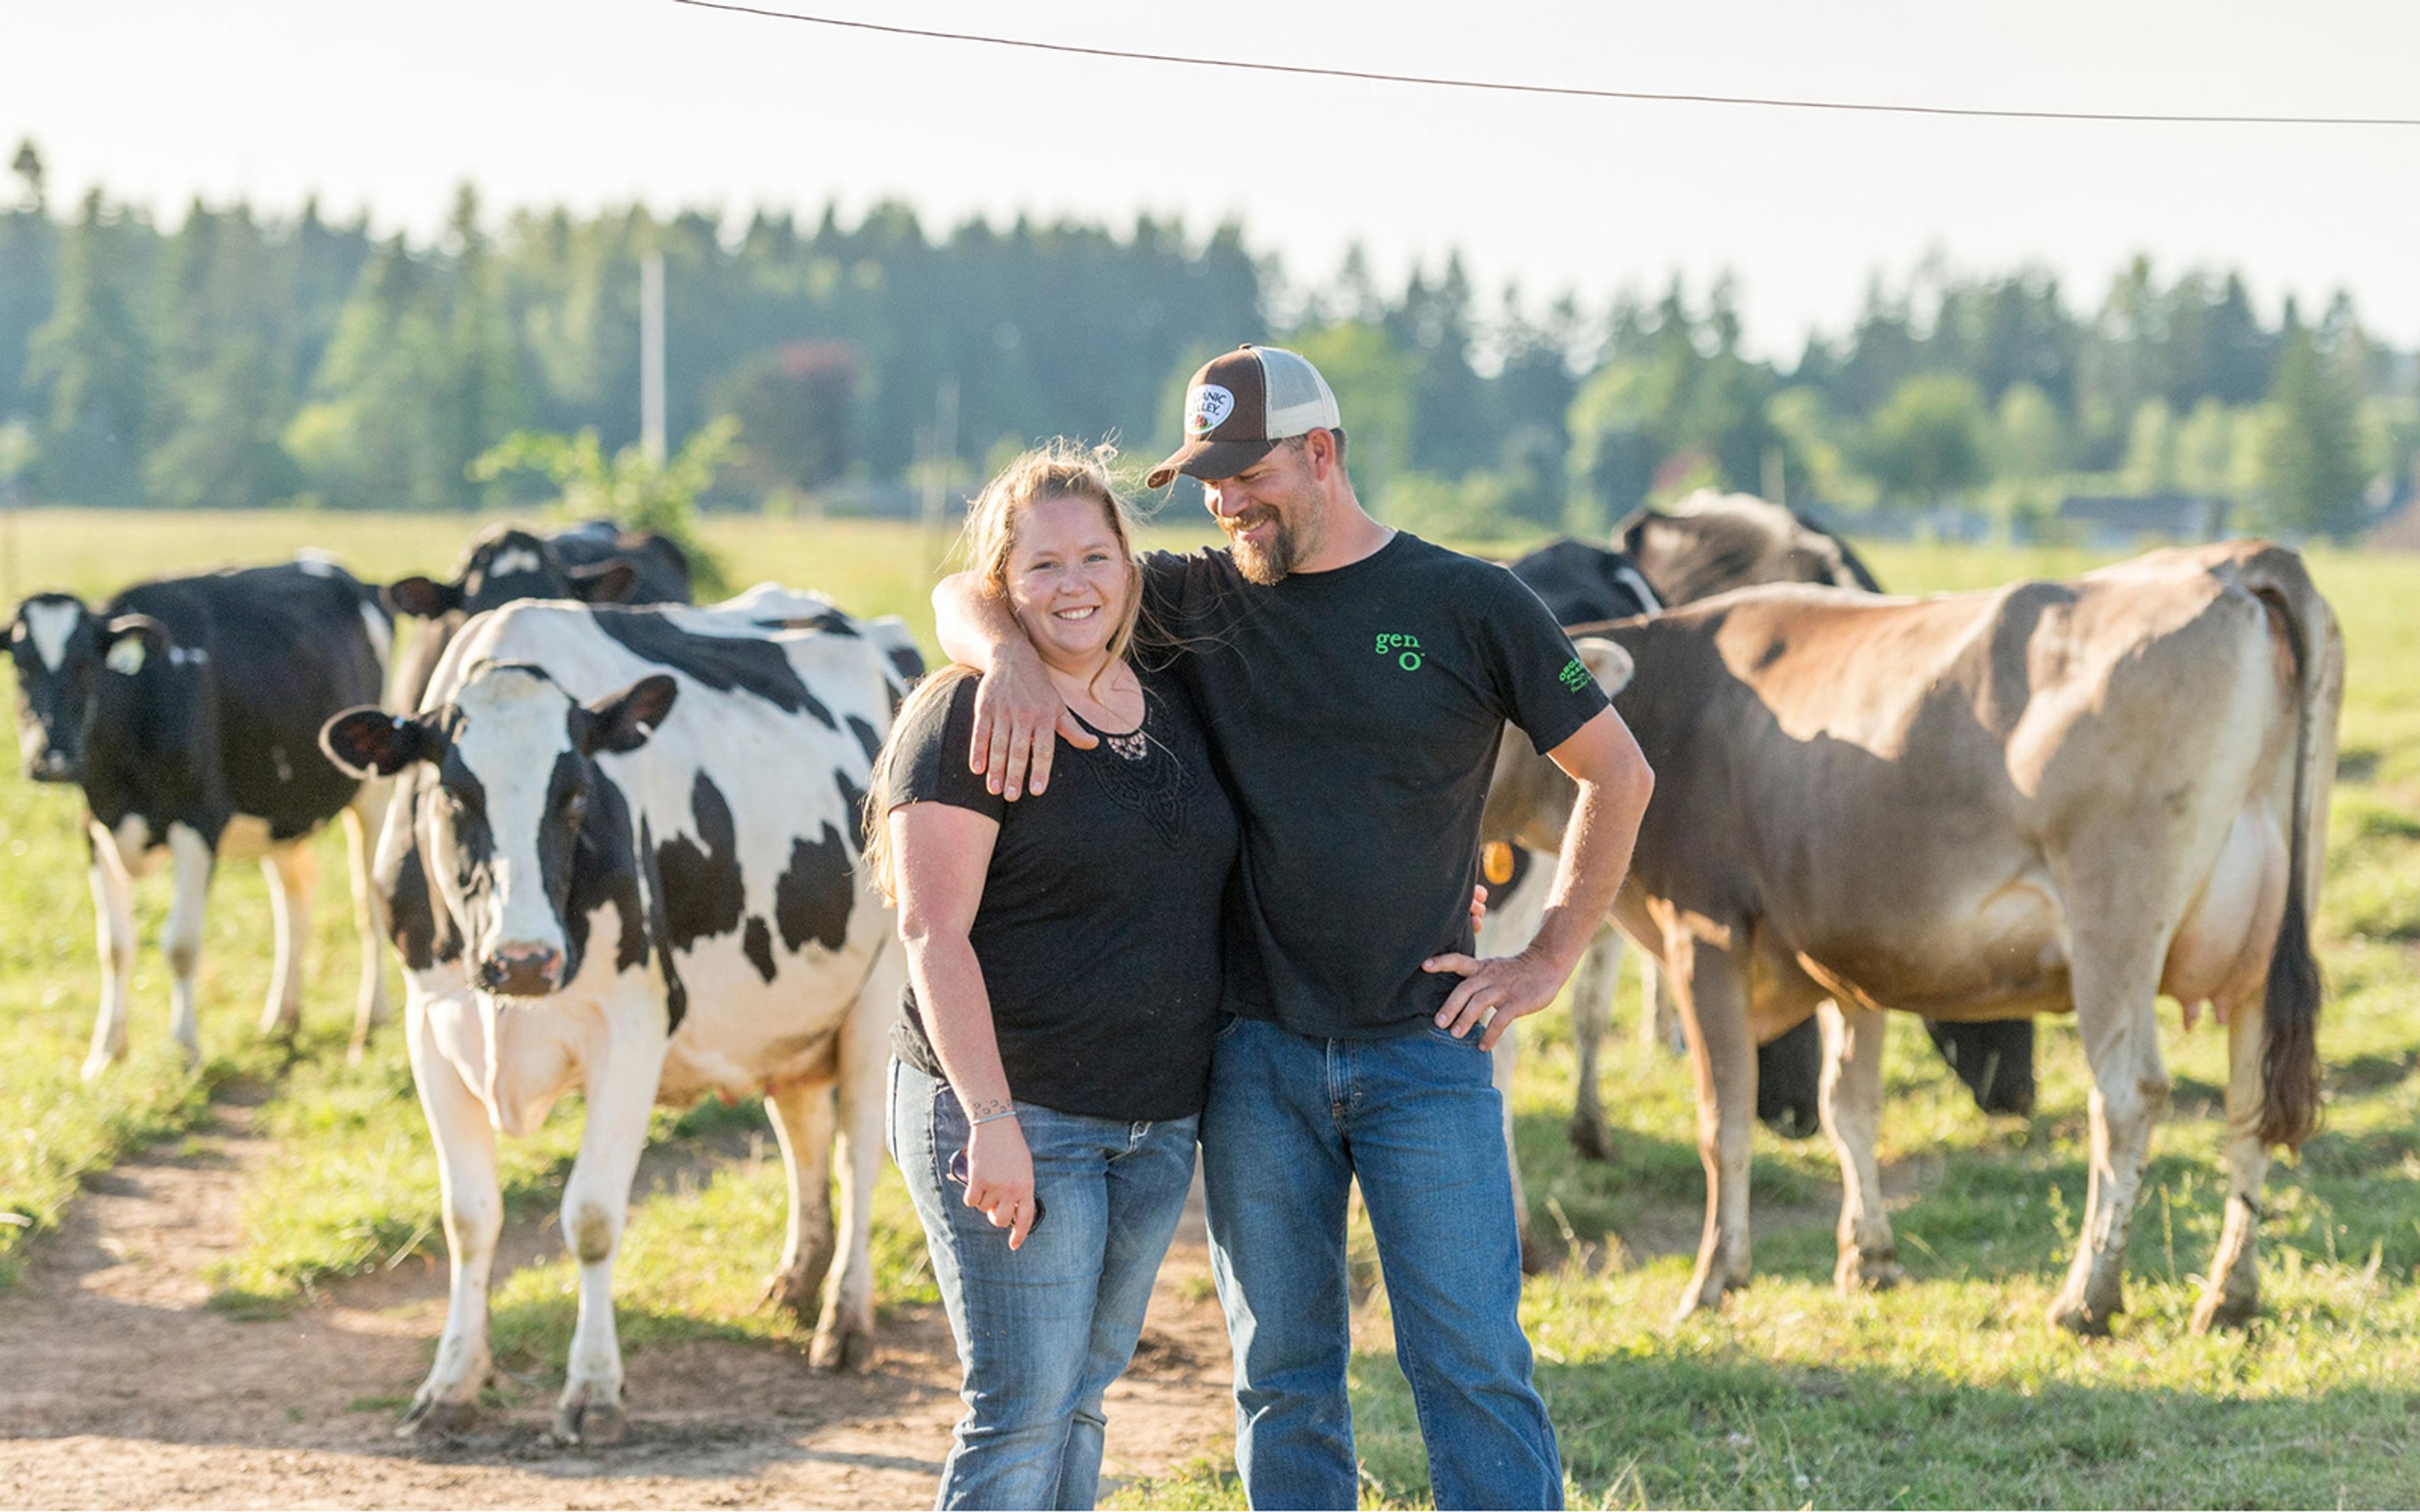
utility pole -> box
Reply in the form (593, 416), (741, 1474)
(920, 376), (959, 568)
(640, 247), (667, 464)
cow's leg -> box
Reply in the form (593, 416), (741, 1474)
(342, 787), (393, 1060)
(2048, 946), (2169, 1337)
(1819, 1000), (1901, 1292)
(400, 993), (502, 1437)
(80, 821), (139, 1081)
(257, 839), (316, 1040)
(2192, 988), (2271, 1333)
(552, 1009), (668, 1444)
(812, 948), (897, 1372)
(763, 1079), (838, 1322)
(161, 822), (216, 1067)
(1566, 923), (1622, 1161)
(1477, 862), (1549, 1271)
(1639, 956), (1685, 1058)
(1673, 937), (1756, 1317)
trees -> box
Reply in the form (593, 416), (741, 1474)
(25, 191), (153, 507)
(2256, 312), (2366, 540)
(1862, 374), (1990, 510)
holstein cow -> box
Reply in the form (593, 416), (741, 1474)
(384, 520), (695, 713)
(1619, 493), (2040, 1120)
(1499, 541), (2339, 1334)
(8, 558), (394, 1077)
(321, 585), (921, 1442)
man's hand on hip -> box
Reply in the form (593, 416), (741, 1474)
(1420, 944), (1573, 1053)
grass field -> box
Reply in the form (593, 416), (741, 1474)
(3, 508), (2417, 1506)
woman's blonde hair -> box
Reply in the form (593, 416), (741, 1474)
(861, 440), (1148, 903)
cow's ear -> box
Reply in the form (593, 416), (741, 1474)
(567, 560), (640, 604)
(321, 706), (441, 777)
(579, 673), (677, 755)
(99, 614), (169, 675)
(384, 576), (461, 619)
(1574, 637), (1636, 697)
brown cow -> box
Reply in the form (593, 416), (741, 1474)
(1499, 542), (2341, 1334)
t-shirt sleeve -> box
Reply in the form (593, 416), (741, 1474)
(882, 674), (1006, 820)
(1477, 567), (1615, 755)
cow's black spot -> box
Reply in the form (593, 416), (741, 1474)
(886, 644), (925, 682)
(845, 714), (882, 765)
(589, 609), (835, 729)
(756, 609), (860, 638)
(775, 824), (854, 955)
(655, 771), (747, 954)
(834, 769), (867, 833)
(742, 916), (776, 983)
(638, 816), (689, 1031)
(562, 764), (647, 985)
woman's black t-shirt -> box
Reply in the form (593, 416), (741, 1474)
(882, 665), (1240, 1121)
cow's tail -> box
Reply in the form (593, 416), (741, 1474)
(2238, 545), (2343, 1149)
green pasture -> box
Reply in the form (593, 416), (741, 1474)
(1, 511), (2416, 1506)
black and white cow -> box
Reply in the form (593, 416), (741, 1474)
(383, 520), (696, 714)
(321, 585), (921, 1443)
(7, 557), (395, 1077)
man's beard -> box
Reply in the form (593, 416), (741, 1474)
(1226, 501), (1318, 586)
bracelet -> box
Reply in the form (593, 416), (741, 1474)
(969, 1108), (1018, 1126)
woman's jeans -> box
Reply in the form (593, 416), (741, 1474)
(889, 1057), (1199, 1511)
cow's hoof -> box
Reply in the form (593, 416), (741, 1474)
(2191, 1289), (2259, 1335)
(397, 1394), (479, 1439)
(552, 1395), (628, 1446)
(1835, 1249), (1904, 1293)
(810, 1319), (873, 1373)
(80, 1051), (117, 1083)
(2048, 1292), (2117, 1337)
(1567, 1116), (1613, 1163)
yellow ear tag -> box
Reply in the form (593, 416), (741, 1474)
(1482, 841), (1515, 887)
(105, 637), (147, 675)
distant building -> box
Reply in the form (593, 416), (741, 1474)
(2057, 493), (2228, 547)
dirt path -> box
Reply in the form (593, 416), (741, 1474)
(0, 1089), (1239, 1509)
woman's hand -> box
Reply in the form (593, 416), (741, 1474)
(963, 1117), (1039, 1250)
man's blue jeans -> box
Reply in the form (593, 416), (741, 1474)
(1202, 1016), (1563, 1510)
(890, 1058), (1199, 1510)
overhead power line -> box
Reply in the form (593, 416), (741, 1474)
(670, 0), (2420, 129)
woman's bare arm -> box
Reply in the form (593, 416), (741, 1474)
(890, 800), (1037, 1247)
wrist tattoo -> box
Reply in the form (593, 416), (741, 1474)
(967, 1097), (1013, 1122)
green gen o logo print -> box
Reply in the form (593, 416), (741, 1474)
(1375, 631), (1423, 671)
(1398, 650), (1422, 670)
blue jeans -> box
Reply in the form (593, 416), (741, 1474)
(889, 1058), (1199, 1511)
(1201, 1017), (1563, 1510)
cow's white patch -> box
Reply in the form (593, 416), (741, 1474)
(104, 636), (147, 675)
(23, 600), (81, 672)
(450, 666), (579, 961)
(486, 547), (544, 579)
(113, 814), (151, 857)
(296, 551), (339, 578)
(1187, 383), (1235, 435)
(168, 644), (207, 667)
(359, 601), (393, 670)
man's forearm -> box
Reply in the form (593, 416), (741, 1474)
(1528, 757), (1652, 972)
(933, 571), (1028, 670)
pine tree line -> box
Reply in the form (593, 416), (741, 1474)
(1, 142), (2412, 539)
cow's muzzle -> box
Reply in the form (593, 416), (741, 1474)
(480, 942), (565, 997)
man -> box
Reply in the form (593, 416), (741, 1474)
(934, 345), (1652, 1510)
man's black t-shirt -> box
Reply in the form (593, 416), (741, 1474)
(1140, 532), (1610, 1040)
(882, 667), (1240, 1121)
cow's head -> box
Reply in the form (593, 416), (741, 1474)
(8, 595), (166, 783)
(321, 663), (677, 997)
(383, 527), (640, 621)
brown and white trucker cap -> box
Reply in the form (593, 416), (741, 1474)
(1144, 345), (1344, 489)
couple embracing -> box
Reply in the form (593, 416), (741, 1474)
(865, 345), (1656, 1511)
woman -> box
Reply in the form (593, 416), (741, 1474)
(866, 442), (1240, 1510)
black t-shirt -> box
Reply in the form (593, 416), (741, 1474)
(883, 667), (1240, 1121)
(1140, 532), (1610, 1039)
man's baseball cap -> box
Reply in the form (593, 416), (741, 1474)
(1145, 345), (1343, 490)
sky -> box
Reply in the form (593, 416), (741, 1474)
(9, 0), (2420, 360)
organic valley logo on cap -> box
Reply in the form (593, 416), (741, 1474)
(1186, 383), (1235, 436)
